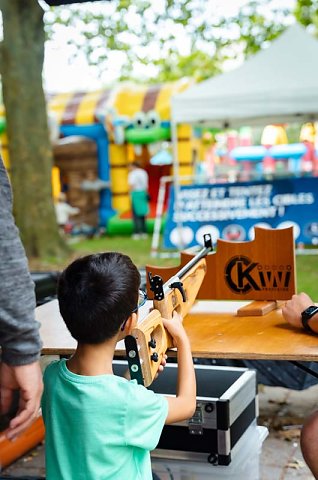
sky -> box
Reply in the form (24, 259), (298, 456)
(42, 0), (296, 93)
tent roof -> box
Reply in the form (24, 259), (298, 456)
(172, 24), (318, 127)
(47, 80), (188, 125)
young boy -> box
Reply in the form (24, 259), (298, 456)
(41, 252), (196, 480)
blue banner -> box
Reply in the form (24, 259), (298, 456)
(163, 177), (318, 248)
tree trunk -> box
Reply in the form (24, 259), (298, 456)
(0, 0), (68, 259)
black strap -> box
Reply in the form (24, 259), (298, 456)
(124, 335), (144, 385)
(302, 315), (318, 335)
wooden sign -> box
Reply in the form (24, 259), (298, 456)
(146, 227), (296, 302)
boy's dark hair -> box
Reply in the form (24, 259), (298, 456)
(57, 252), (140, 344)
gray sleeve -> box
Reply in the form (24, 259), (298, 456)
(0, 157), (42, 365)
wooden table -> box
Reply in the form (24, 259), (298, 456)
(36, 299), (318, 362)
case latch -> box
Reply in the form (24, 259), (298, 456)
(188, 404), (203, 435)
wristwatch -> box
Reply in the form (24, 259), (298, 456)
(301, 306), (318, 334)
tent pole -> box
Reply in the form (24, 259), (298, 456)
(172, 120), (184, 250)
(150, 175), (172, 258)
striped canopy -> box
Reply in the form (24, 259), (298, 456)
(48, 79), (190, 127)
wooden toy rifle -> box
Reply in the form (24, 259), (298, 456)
(125, 233), (213, 387)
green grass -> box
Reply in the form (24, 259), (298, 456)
(74, 237), (318, 298)
(31, 234), (318, 298)
(296, 254), (318, 298)
(71, 235), (180, 269)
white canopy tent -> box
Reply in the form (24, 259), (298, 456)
(171, 23), (318, 128)
(168, 23), (318, 249)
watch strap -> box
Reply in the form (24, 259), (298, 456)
(302, 316), (316, 334)
(301, 306), (318, 334)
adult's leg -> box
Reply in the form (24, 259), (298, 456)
(134, 214), (144, 234)
(140, 215), (147, 234)
(132, 207), (140, 234)
(301, 410), (318, 479)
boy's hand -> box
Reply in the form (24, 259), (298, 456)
(162, 312), (188, 347)
(163, 311), (196, 425)
(155, 354), (167, 379)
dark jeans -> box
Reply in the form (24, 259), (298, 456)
(132, 207), (146, 234)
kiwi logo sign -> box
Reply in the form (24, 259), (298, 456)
(225, 255), (292, 294)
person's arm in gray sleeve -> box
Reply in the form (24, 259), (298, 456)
(0, 157), (42, 365)
(0, 157), (43, 439)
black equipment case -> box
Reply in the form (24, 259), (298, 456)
(113, 361), (257, 466)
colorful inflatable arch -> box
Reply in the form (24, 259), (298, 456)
(48, 89), (112, 225)
(47, 79), (193, 227)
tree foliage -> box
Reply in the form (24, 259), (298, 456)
(44, 0), (318, 84)
(220, 1), (290, 58)
(295, 0), (318, 31)
(44, 0), (299, 84)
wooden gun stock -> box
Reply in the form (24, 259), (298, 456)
(127, 310), (167, 387)
(153, 257), (207, 320)
(125, 234), (212, 387)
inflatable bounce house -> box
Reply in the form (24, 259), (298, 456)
(0, 113), (9, 170)
(46, 79), (193, 234)
(209, 123), (318, 183)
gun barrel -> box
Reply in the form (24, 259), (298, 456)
(167, 233), (213, 284)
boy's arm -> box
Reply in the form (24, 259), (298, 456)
(162, 315), (196, 425)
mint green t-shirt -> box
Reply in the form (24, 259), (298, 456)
(42, 359), (168, 480)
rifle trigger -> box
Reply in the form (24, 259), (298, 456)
(169, 281), (186, 302)
(148, 337), (157, 348)
(151, 352), (159, 362)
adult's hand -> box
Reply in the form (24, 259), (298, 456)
(0, 361), (43, 439)
(282, 292), (314, 329)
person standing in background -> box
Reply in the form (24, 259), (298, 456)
(54, 192), (80, 234)
(0, 156), (43, 439)
(128, 162), (149, 240)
